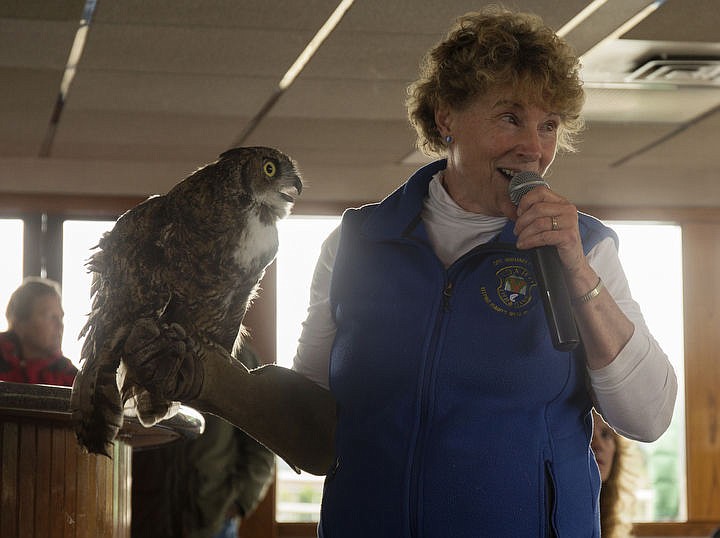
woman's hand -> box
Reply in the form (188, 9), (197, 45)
(511, 185), (595, 294)
(510, 184), (634, 369)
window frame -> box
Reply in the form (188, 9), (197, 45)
(583, 206), (720, 537)
(2, 194), (718, 537)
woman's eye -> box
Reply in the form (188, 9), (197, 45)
(542, 121), (557, 133)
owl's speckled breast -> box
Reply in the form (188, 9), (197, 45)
(233, 213), (279, 272)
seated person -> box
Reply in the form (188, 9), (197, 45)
(0, 277), (77, 386)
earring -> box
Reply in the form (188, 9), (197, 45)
(445, 135), (453, 144)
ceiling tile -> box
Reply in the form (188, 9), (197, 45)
(272, 78), (409, 120)
(622, 0), (720, 42)
(0, 0), (85, 20)
(0, 18), (79, 69)
(52, 110), (247, 160)
(93, 0), (339, 30)
(65, 70), (278, 116)
(80, 23), (313, 77)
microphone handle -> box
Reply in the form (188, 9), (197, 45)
(530, 246), (579, 352)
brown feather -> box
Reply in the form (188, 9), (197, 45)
(70, 146), (302, 455)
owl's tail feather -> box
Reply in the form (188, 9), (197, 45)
(70, 353), (124, 457)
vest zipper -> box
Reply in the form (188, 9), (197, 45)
(409, 277), (452, 537)
(442, 281), (453, 311)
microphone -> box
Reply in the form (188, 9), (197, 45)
(508, 172), (579, 352)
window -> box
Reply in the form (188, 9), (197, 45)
(275, 216), (340, 522)
(0, 219), (24, 332)
(608, 223), (685, 522)
(0, 216), (115, 366)
(61, 219), (116, 366)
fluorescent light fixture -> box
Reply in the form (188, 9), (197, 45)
(581, 0), (665, 58)
(234, 0), (355, 144)
(279, 0), (355, 90)
(60, 25), (88, 97)
(40, 0), (98, 156)
(556, 0), (609, 37)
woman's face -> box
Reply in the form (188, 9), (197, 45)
(436, 85), (560, 217)
(591, 411), (617, 482)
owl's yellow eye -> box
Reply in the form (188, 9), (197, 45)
(263, 160), (277, 177)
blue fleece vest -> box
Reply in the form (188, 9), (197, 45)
(320, 160), (617, 538)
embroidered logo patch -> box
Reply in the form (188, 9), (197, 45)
(480, 257), (536, 317)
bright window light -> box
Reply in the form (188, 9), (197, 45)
(0, 219), (24, 332)
(61, 219), (115, 367)
(275, 216), (341, 369)
(609, 222), (686, 522)
(275, 215), (340, 522)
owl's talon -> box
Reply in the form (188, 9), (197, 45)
(123, 318), (204, 402)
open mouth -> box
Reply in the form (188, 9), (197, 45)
(499, 168), (519, 180)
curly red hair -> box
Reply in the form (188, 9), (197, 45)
(406, 5), (585, 157)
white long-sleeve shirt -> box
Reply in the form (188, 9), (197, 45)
(292, 173), (677, 443)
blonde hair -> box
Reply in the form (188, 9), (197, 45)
(596, 411), (640, 537)
(6, 277), (62, 328)
(406, 5), (585, 157)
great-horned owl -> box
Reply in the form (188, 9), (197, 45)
(70, 146), (302, 456)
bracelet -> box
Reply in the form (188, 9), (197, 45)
(573, 277), (604, 305)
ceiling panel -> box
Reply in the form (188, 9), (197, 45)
(550, 156), (720, 207)
(0, 68), (64, 156)
(92, 0), (340, 30)
(622, 0), (720, 42)
(572, 121), (679, 158)
(65, 71), (278, 116)
(0, 156), (202, 196)
(53, 110), (247, 161)
(0, 18), (79, 69)
(621, 107), (720, 167)
(0, 0), (718, 207)
(271, 78), (410, 121)
(0, 0), (85, 20)
(338, 0), (590, 33)
(583, 86), (720, 123)
(78, 24), (312, 76)
(0, 15), (80, 157)
(245, 117), (415, 165)
(295, 31), (438, 81)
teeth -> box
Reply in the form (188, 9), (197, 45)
(500, 168), (517, 178)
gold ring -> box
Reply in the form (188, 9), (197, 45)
(551, 216), (560, 231)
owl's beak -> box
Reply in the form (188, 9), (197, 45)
(279, 176), (303, 202)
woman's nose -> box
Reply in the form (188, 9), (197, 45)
(516, 126), (543, 160)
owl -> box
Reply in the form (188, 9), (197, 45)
(70, 146), (302, 456)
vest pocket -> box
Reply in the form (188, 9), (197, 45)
(545, 460), (558, 537)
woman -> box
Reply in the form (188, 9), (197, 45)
(593, 409), (638, 537)
(124, 7), (677, 537)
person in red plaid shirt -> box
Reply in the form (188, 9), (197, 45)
(0, 277), (77, 386)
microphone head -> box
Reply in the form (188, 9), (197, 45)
(508, 171), (549, 206)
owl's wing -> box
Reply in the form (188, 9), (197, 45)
(71, 196), (174, 455)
